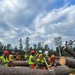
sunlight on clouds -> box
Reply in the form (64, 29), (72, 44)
(0, 39), (3, 42)
(39, 27), (45, 34)
(35, 27), (45, 34)
(0, 0), (29, 13)
(34, 5), (75, 32)
(0, 0), (18, 13)
(41, 12), (57, 24)
(4, 30), (17, 39)
(5, 0), (17, 9)
(34, 13), (44, 27)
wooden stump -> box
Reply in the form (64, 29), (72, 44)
(59, 56), (75, 68)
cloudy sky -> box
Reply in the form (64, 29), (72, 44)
(0, 0), (75, 50)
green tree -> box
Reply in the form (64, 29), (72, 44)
(38, 42), (42, 50)
(0, 42), (4, 55)
(19, 38), (23, 50)
(44, 44), (49, 50)
(7, 43), (12, 50)
(33, 44), (37, 50)
(25, 37), (30, 52)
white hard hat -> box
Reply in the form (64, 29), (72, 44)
(44, 51), (48, 55)
(39, 50), (42, 53)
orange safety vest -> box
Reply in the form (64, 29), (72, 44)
(16, 55), (20, 61)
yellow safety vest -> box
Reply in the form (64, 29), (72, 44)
(37, 54), (45, 64)
(24, 54), (28, 58)
(9, 54), (14, 62)
(28, 55), (35, 65)
(37, 54), (42, 62)
(0, 56), (9, 67)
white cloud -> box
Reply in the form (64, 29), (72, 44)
(4, 30), (17, 38)
(0, 0), (75, 50)
(32, 5), (75, 48)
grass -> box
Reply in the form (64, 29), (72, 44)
(70, 68), (75, 73)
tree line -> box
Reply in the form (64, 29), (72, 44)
(0, 37), (75, 57)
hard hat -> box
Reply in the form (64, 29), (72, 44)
(44, 51), (48, 55)
(16, 52), (18, 55)
(12, 51), (14, 55)
(51, 54), (56, 59)
(39, 50), (42, 53)
(4, 50), (9, 55)
(31, 50), (35, 54)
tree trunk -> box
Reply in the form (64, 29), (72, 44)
(59, 56), (75, 68)
(63, 47), (75, 58)
(0, 65), (71, 75)
(13, 60), (60, 66)
(55, 61), (60, 66)
(0, 66), (55, 75)
(55, 65), (71, 75)
(13, 61), (29, 66)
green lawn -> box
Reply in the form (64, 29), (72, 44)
(70, 68), (75, 73)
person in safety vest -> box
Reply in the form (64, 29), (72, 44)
(9, 51), (15, 62)
(49, 54), (56, 67)
(24, 53), (29, 61)
(36, 50), (45, 69)
(43, 50), (49, 69)
(16, 52), (20, 61)
(36, 50), (42, 63)
(0, 50), (9, 67)
(8, 51), (15, 67)
(44, 51), (49, 58)
(28, 50), (36, 69)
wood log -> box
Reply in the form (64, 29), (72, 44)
(55, 61), (60, 66)
(13, 60), (60, 67)
(13, 61), (29, 66)
(0, 65), (71, 75)
(55, 58), (60, 66)
(63, 47), (75, 58)
(55, 65), (71, 75)
(13, 59), (60, 67)
(0, 66), (55, 75)
(59, 56), (75, 68)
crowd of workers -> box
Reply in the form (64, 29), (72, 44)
(0, 49), (56, 70)
(0, 50), (20, 67)
(28, 50), (56, 69)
